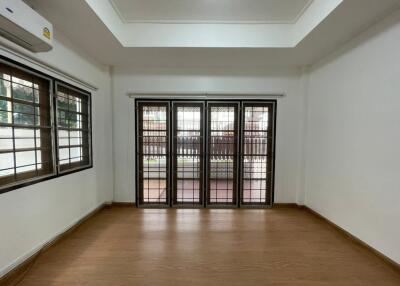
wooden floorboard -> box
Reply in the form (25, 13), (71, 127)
(15, 207), (400, 286)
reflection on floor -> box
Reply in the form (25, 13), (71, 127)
(143, 179), (268, 203)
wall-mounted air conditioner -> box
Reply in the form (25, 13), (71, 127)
(0, 0), (53, 52)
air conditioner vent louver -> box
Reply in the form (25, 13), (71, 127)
(0, 27), (34, 48)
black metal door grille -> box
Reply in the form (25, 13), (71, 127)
(137, 102), (169, 206)
(172, 102), (204, 206)
(241, 103), (274, 206)
(206, 102), (239, 206)
(136, 100), (276, 208)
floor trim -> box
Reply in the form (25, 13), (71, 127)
(302, 205), (400, 274)
(111, 202), (299, 208)
(108, 202), (136, 207)
(0, 203), (107, 286)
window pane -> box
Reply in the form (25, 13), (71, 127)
(15, 138), (35, 149)
(14, 102), (34, 114)
(56, 83), (91, 172)
(0, 111), (10, 123)
(12, 82), (34, 102)
(59, 148), (69, 161)
(16, 151), (36, 167)
(0, 152), (14, 172)
(0, 77), (11, 98)
(14, 113), (35, 125)
(0, 98), (11, 111)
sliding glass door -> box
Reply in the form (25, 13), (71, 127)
(136, 100), (275, 208)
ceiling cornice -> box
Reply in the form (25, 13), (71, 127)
(108, 0), (314, 25)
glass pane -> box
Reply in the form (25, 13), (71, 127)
(70, 147), (82, 161)
(244, 106), (269, 131)
(15, 138), (35, 149)
(13, 102), (34, 114)
(57, 94), (68, 109)
(0, 152), (14, 175)
(176, 131), (201, 155)
(0, 126), (12, 138)
(143, 179), (167, 203)
(0, 138), (13, 150)
(142, 131), (167, 155)
(13, 113), (34, 125)
(142, 106), (167, 130)
(14, 128), (34, 138)
(0, 110), (10, 124)
(176, 155), (201, 203)
(142, 155), (167, 203)
(0, 77), (11, 98)
(0, 99), (11, 111)
(177, 106), (201, 130)
(143, 155), (167, 179)
(12, 81), (34, 102)
(59, 148), (69, 161)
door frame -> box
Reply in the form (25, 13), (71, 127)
(239, 101), (277, 208)
(134, 98), (277, 208)
(135, 101), (171, 208)
(171, 101), (205, 208)
(205, 101), (240, 208)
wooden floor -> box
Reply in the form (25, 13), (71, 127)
(16, 207), (400, 286)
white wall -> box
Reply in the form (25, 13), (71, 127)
(112, 67), (306, 204)
(305, 11), (400, 264)
(0, 30), (114, 276)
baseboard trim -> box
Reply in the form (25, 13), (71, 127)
(272, 203), (300, 208)
(0, 203), (107, 286)
(302, 205), (400, 274)
(111, 202), (300, 208)
(109, 202), (136, 207)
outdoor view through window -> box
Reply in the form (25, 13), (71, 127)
(56, 84), (90, 172)
(0, 60), (92, 192)
(136, 101), (275, 207)
(0, 62), (53, 187)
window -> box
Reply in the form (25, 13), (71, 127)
(0, 62), (54, 187)
(0, 58), (92, 194)
(136, 99), (276, 208)
(56, 83), (91, 172)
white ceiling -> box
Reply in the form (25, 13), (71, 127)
(24, 0), (400, 69)
(110, 0), (312, 24)
(84, 0), (343, 48)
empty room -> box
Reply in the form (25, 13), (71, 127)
(0, 0), (400, 285)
